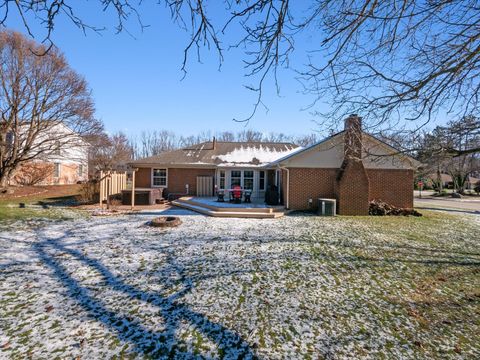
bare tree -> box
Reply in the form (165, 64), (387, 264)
(236, 129), (263, 142)
(89, 132), (133, 172)
(216, 131), (235, 142)
(293, 134), (319, 147)
(178, 132), (211, 148)
(126, 127), (320, 158)
(134, 130), (177, 158)
(0, 30), (101, 187)
(177, 135), (197, 148)
(2, 1), (478, 129)
(413, 116), (480, 192)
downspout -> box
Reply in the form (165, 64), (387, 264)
(277, 165), (290, 209)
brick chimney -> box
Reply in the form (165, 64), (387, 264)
(344, 114), (362, 159)
(335, 114), (370, 215)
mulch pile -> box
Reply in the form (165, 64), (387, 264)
(369, 199), (422, 217)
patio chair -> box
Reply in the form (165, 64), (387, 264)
(232, 185), (242, 203)
(244, 190), (252, 203)
(217, 190), (225, 202)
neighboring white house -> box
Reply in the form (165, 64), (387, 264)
(11, 123), (89, 185)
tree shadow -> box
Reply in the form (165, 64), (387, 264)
(36, 195), (79, 208)
(32, 229), (256, 359)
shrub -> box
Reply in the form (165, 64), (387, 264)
(474, 184), (480, 195)
(13, 162), (54, 186)
(79, 179), (99, 203)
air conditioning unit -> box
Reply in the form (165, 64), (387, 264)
(318, 198), (336, 216)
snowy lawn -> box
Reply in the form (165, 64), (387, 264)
(1, 209), (479, 359)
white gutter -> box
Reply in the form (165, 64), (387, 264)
(277, 165), (290, 209)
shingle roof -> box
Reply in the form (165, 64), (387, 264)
(130, 141), (301, 168)
(269, 130), (422, 169)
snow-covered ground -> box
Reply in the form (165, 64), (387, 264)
(1, 209), (479, 359)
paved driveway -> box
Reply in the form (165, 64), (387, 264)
(415, 197), (480, 214)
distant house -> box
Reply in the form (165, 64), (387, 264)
(428, 173), (480, 190)
(130, 115), (420, 215)
(11, 123), (89, 185)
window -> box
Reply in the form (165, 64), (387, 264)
(54, 141), (61, 155)
(6, 131), (13, 147)
(152, 168), (167, 187)
(78, 165), (83, 176)
(259, 171), (266, 190)
(219, 170), (225, 189)
(243, 170), (254, 190)
(230, 170), (241, 187)
(54, 163), (60, 178)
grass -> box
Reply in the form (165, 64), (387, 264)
(0, 208), (478, 358)
(0, 185), (83, 222)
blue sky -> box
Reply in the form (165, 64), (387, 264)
(4, 2), (326, 138)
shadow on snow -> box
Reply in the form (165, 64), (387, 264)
(32, 228), (256, 359)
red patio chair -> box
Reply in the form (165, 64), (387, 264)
(232, 185), (242, 203)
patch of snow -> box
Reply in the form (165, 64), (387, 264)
(215, 145), (301, 165)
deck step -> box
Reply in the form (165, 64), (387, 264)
(172, 199), (284, 219)
(178, 197), (275, 213)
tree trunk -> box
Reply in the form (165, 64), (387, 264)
(436, 167), (443, 191)
(0, 171), (11, 188)
(459, 175), (468, 194)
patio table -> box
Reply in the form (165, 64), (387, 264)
(217, 189), (252, 203)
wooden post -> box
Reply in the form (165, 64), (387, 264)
(106, 173), (111, 210)
(98, 171), (103, 207)
(131, 169), (136, 210)
(99, 171), (103, 208)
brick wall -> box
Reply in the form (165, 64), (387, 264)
(12, 161), (87, 185)
(135, 167), (151, 188)
(134, 167), (216, 195)
(367, 169), (414, 208)
(167, 168), (216, 195)
(287, 168), (337, 210)
(335, 160), (370, 215)
(54, 163), (85, 185)
(287, 166), (413, 214)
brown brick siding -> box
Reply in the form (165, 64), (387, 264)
(12, 161), (86, 185)
(134, 167), (216, 196)
(53, 163), (85, 185)
(335, 160), (370, 215)
(167, 168), (216, 195)
(287, 168), (337, 210)
(367, 169), (414, 208)
(287, 166), (413, 214)
(135, 168), (151, 188)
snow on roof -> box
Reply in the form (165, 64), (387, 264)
(215, 145), (302, 165)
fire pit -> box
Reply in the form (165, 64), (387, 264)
(149, 216), (182, 228)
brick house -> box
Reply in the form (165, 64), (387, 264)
(11, 123), (89, 186)
(130, 115), (420, 215)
